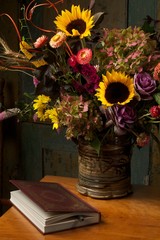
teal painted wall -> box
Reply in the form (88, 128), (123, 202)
(128, 0), (158, 184)
(20, 123), (78, 181)
(128, 0), (157, 26)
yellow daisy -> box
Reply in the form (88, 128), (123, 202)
(33, 95), (51, 110)
(95, 70), (135, 107)
(54, 5), (94, 39)
(45, 108), (59, 129)
(36, 109), (46, 121)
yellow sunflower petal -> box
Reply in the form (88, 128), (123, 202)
(76, 5), (81, 18)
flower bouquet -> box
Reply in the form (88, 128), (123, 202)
(0, 0), (160, 197)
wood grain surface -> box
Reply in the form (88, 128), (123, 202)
(0, 175), (160, 240)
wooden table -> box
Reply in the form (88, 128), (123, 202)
(0, 175), (160, 240)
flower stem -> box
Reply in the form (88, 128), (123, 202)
(80, 39), (86, 48)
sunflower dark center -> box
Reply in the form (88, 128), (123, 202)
(66, 19), (86, 34)
(105, 82), (129, 104)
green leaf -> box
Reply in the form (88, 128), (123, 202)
(153, 92), (160, 104)
(93, 12), (105, 27)
(157, 84), (160, 90)
(142, 22), (155, 34)
(90, 137), (101, 155)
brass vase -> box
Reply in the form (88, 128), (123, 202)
(77, 135), (133, 199)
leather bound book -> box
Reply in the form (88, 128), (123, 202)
(10, 180), (101, 234)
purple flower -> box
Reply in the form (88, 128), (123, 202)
(113, 105), (136, 129)
(134, 72), (156, 100)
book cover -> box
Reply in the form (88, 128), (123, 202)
(10, 180), (101, 234)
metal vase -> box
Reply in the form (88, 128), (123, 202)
(77, 135), (133, 199)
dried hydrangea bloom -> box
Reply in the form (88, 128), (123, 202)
(97, 27), (154, 74)
(153, 62), (160, 81)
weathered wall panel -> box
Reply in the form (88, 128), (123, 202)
(43, 0), (128, 29)
(20, 123), (78, 180)
(128, 0), (160, 185)
(0, 0), (20, 214)
(128, 0), (157, 26)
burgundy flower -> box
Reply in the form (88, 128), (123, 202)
(73, 64), (100, 94)
(67, 55), (77, 67)
(72, 80), (85, 93)
(149, 105), (160, 118)
(80, 63), (96, 76)
(134, 72), (156, 100)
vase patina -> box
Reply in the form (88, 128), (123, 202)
(77, 135), (133, 199)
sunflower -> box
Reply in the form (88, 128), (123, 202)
(95, 70), (135, 107)
(54, 5), (94, 39)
